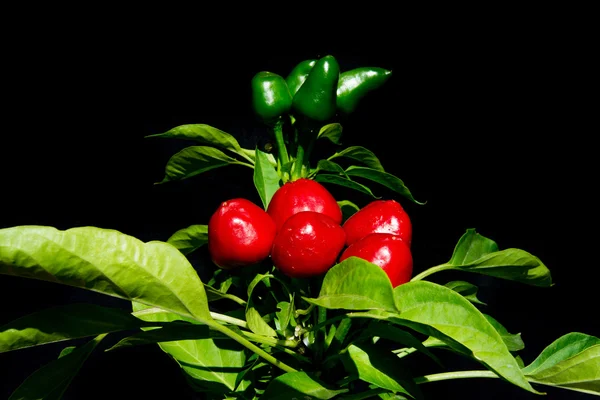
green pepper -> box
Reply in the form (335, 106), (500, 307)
(251, 71), (292, 125)
(291, 55), (340, 122)
(336, 67), (392, 115)
(285, 59), (316, 97)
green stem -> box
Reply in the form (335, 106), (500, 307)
(410, 263), (454, 282)
(295, 304), (315, 317)
(207, 320), (297, 373)
(272, 120), (289, 171)
(291, 142), (305, 180)
(414, 370), (498, 384)
(393, 347), (418, 359)
(210, 311), (248, 328)
(234, 161), (256, 170)
(242, 331), (299, 349)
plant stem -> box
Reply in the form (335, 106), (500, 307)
(414, 370), (498, 384)
(272, 120), (289, 171)
(242, 331), (299, 349)
(209, 311), (248, 328)
(291, 142), (305, 180)
(410, 263), (454, 282)
(207, 320), (297, 373)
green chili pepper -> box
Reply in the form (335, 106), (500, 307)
(336, 67), (392, 115)
(251, 71), (292, 125)
(285, 59), (316, 97)
(291, 55), (340, 122)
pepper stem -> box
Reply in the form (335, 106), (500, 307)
(272, 119), (289, 171)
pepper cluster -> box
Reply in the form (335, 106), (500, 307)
(208, 178), (413, 287)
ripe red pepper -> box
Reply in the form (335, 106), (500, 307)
(267, 178), (342, 232)
(339, 233), (413, 287)
(342, 200), (412, 247)
(271, 211), (346, 278)
(208, 198), (276, 269)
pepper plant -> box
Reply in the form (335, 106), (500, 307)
(1, 55), (598, 399)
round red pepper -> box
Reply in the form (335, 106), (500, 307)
(339, 233), (413, 287)
(342, 199), (412, 247)
(267, 178), (342, 232)
(208, 198), (276, 269)
(271, 211), (346, 278)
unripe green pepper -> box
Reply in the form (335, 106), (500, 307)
(251, 71), (292, 125)
(292, 55), (340, 122)
(336, 67), (392, 115)
(286, 59), (316, 97)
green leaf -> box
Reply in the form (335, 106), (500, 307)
(445, 281), (487, 306)
(0, 303), (149, 353)
(483, 314), (524, 352)
(275, 301), (294, 333)
(146, 123), (253, 162)
(253, 147), (281, 209)
(9, 334), (106, 400)
(58, 346), (76, 359)
(0, 225), (212, 322)
(345, 166), (425, 205)
(313, 159), (349, 178)
(261, 371), (347, 399)
(522, 332), (600, 375)
(523, 333), (600, 396)
(343, 343), (421, 398)
(159, 145), (249, 184)
(303, 257), (398, 313)
(317, 123), (343, 144)
(449, 229), (499, 264)
(391, 281), (539, 394)
(338, 200), (360, 223)
(105, 321), (212, 352)
(328, 146), (384, 171)
(133, 302), (246, 393)
(246, 307), (277, 338)
(166, 224), (208, 255)
(315, 174), (378, 198)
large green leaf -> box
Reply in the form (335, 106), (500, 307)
(521, 332), (600, 395)
(303, 257), (398, 313)
(345, 166), (425, 205)
(313, 159), (349, 178)
(315, 174), (378, 198)
(391, 281), (538, 394)
(0, 303), (149, 353)
(442, 229), (553, 287)
(253, 147), (281, 209)
(159, 145), (251, 183)
(132, 302), (246, 394)
(328, 146), (385, 171)
(0, 226), (212, 322)
(8, 334), (106, 400)
(261, 371), (347, 399)
(166, 224), (208, 255)
(146, 123), (254, 162)
(343, 342), (421, 398)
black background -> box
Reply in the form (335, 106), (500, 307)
(1, 17), (597, 400)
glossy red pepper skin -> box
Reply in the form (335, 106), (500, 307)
(271, 211), (346, 278)
(208, 198), (276, 269)
(267, 178), (342, 232)
(342, 200), (412, 247)
(339, 233), (413, 287)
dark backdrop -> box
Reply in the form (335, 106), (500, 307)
(1, 30), (597, 400)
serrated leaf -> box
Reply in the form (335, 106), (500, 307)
(317, 123), (343, 144)
(261, 371), (347, 399)
(145, 123), (253, 162)
(159, 145), (249, 184)
(315, 174), (378, 198)
(133, 302), (246, 393)
(445, 281), (487, 306)
(0, 303), (149, 353)
(0, 226), (212, 322)
(328, 146), (384, 171)
(344, 343), (421, 398)
(166, 224), (208, 255)
(443, 229), (552, 287)
(8, 334), (105, 400)
(303, 257), (398, 313)
(345, 166), (425, 205)
(253, 147), (281, 209)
